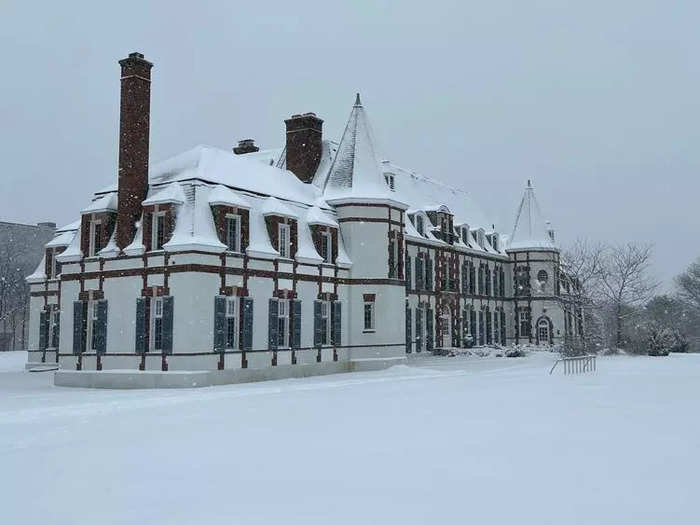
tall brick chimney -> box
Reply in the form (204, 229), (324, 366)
(116, 52), (153, 250)
(285, 112), (323, 183)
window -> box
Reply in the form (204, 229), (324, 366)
(278, 223), (290, 258)
(277, 299), (290, 347)
(363, 301), (375, 331)
(537, 270), (548, 284)
(416, 215), (424, 236)
(46, 250), (53, 278)
(461, 227), (469, 245)
(389, 235), (399, 278)
(225, 214), (241, 252)
(152, 297), (164, 351)
(320, 231), (332, 263)
(89, 220), (102, 256)
(477, 230), (485, 248)
(519, 310), (531, 337)
(320, 301), (331, 345)
(49, 306), (60, 348)
(152, 212), (166, 251)
(492, 234), (499, 251)
(225, 297), (238, 349)
(384, 173), (395, 190)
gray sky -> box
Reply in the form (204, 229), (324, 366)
(1, 0), (698, 287)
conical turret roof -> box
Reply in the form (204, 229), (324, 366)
(508, 180), (556, 251)
(324, 94), (406, 207)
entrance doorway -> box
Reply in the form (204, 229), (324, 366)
(537, 318), (551, 345)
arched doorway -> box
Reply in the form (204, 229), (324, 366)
(536, 316), (553, 346)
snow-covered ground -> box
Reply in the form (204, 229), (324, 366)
(2, 350), (698, 524)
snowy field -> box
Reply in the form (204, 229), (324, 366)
(2, 351), (699, 524)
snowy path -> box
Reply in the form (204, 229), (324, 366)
(1, 351), (699, 524)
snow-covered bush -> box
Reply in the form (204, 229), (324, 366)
(646, 322), (672, 356)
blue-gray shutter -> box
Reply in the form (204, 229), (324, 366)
(500, 310), (506, 343)
(415, 257), (424, 290)
(415, 307), (423, 352)
(462, 263), (468, 294)
(162, 296), (174, 355)
(292, 299), (302, 349)
(426, 258), (433, 291)
(405, 305), (412, 353)
(241, 297), (253, 349)
(95, 300), (108, 355)
(51, 311), (60, 349)
(72, 301), (85, 355)
(426, 307), (434, 351)
(331, 301), (341, 346)
(214, 296), (226, 351)
(478, 311), (484, 346)
(462, 310), (468, 346)
(313, 300), (322, 347)
(470, 309), (477, 340)
(39, 310), (48, 350)
(135, 298), (147, 354)
(268, 298), (278, 350)
(405, 256), (412, 288)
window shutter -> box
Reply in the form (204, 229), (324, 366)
(331, 301), (341, 346)
(313, 300), (322, 347)
(135, 298), (147, 354)
(426, 307), (434, 351)
(72, 301), (85, 355)
(470, 309), (476, 340)
(268, 298), (278, 350)
(39, 310), (48, 351)
(461, 263), (467, 294)
(214, 296), (226, 351)
(292, 299), (302, 349)
(501, 311), (506, 343)
(95, 300), (108, 355)
(462, 310), (468, 345)
(426, 258), (433, 291)
(162, 296), (174, 355)
(388, 233), (395, 278)
(478, 311), (484, 345)
(415, 307), (423, 352)
(405, 256), (412, 288)
(415, 257), (424, 290)
(241, 298), (253, 350)
(52, 311), (60, 349)
(405, 305), (412, 353)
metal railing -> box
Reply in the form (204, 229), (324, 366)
(549, 354), (596, 375)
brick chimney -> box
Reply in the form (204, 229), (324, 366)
(116, 52), (153, 250)
(233, 139), (259, 155)
(285, 112), (323, 183)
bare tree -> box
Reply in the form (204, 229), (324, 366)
(598, 243), (658, 350)
(675, 258), (700, 312)
(561, 239), (606, 352)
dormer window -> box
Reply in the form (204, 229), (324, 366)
(416, 215), (424, 236)
(492, 234), (499, 251)
(89, 219), (103, 256)
(278, 223), (291, 258)
(384, 173), (395, 191)
(320, 231), (332, 263)
(151, 211), (166, 251)
(477, 229), (485, 248)
(461, 227), (469, 245)
(225, 214), (241, 252)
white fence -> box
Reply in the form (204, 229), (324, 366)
(549, 355), (596, 375)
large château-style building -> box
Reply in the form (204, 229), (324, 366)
(26, 53), (582, 377)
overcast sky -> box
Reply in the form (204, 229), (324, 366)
(1, 0), (698, 287)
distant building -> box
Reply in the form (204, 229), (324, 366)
(26, 52), (583, 374)
(0, 220), (55, 351)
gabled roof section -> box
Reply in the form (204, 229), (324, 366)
(508, 180), (556, 251)
(324, 95), (406, 207)
(207, 185), (251, 209)
(142, 182), (186, 206)
(81, 193), (118, 215)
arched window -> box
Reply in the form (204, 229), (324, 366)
(537, 270), (548, 284)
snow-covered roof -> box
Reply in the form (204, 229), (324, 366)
(46, 230), (76, 248)
(142, 182), (186, 206)
(507, 180), (557, 252)
(150, 145), (319, 206)
(260, 196), (298, 219)
(323, 95), (407, 209)
(207, 185), (251, 209)
(305, 206), (338, 228)
(56, 219), (81, 233)
(81, 193), (117, 215)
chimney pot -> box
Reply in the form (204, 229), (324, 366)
(233, 139), (260, 155)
